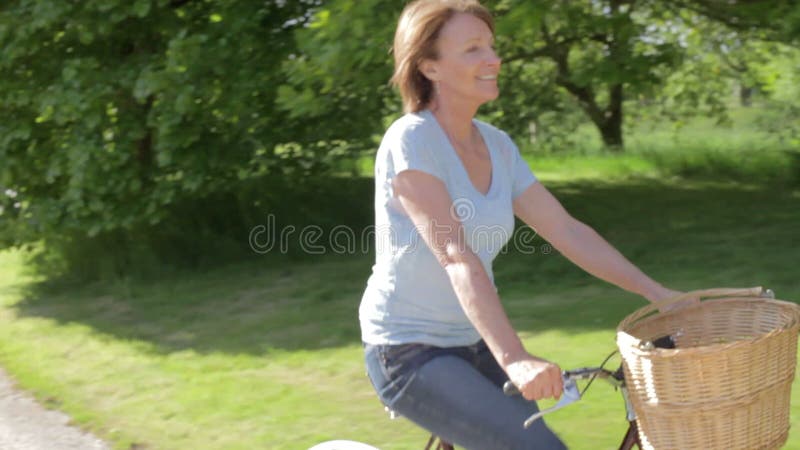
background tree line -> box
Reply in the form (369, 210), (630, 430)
(1, 0), (798, 278)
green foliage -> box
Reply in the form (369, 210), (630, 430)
(22, 173), (374, 281)
(0, 0), (318, 248)
(283, 0), (689, 148)
(277, 0), (403, 143)
(283, 0), (799, 150)
(753, 48), (800, 150)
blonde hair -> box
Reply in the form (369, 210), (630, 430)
(391, 0), (494, 113)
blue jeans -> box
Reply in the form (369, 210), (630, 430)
(363, 340), (568, 450)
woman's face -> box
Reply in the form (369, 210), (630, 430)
(422, 12), (501, 108)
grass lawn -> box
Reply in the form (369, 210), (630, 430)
(1, 173), (799, 449)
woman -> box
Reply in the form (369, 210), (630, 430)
(359, 1), (681, 448)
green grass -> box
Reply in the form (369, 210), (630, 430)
(1, 173), (799, 449)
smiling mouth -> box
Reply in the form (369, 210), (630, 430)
(477, 75), (497, 81)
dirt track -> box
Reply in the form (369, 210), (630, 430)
(0, 367), (110, 450)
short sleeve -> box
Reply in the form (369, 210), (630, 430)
(506, 133), (538, 199)
(388, 128), (445, 182)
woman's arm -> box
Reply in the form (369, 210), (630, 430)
(513, 182), (677, 303)
(393, 169), (562, 400)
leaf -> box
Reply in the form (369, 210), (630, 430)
(79, 29), (94, 45)
(133, 69), (161, 102)
(133, 0), (151, 18)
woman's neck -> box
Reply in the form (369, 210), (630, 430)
(428, 97), (479, 146)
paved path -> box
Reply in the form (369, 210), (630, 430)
(0, 367), (110, 450)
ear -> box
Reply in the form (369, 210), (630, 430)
(419, 59), (439, 82)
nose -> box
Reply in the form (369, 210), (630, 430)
(487, 48), (501, 68)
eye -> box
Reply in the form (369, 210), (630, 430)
(466, 46), (479, 52)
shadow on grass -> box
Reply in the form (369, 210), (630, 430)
(9, 177), (800, 356)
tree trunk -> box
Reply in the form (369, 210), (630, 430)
(547, 33), (626, 151)
(599, 120), (624, 149)
(601, 84), (624, 150)
(740, 85), (753, 107)
(136, 96), (155, 169)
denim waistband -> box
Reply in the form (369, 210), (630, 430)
(364, 340), (489, 405)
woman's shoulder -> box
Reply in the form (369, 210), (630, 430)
(384, 110), (438, 142)
(474, 118), (517, 156)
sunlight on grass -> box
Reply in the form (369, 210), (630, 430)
(0, 250), (27, 303)
(528, 155), (660, 182)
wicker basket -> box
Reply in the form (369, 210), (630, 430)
(616, 287), (800, 450)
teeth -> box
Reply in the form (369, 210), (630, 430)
(477, 75), (496, 80)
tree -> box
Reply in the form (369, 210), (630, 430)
(0, 0), (318, 248)
(2, 0), (798, 273)
(281, 0), (799, 150)
(668, 0), (800, 41)
(496, 0), (687, 149)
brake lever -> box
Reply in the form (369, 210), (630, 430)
(503, 374), (582, 428)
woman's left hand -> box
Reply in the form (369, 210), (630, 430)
(646, 286), (699, 312)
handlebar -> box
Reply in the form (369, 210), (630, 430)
(503, 334), (676, 428)
(502, 366), (625, 428)
(502, 366), (623, 397)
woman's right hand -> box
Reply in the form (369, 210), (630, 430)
(504, 355), (563, 401)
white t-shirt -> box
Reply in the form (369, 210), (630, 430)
(359, 109), (538, 347)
